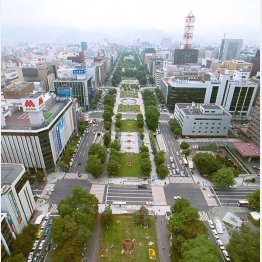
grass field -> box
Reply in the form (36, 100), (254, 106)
(120, 120), (140, 132)
(120, 92), (138, 98)
(114, 153), (144, 177)
(100, 216), (158, 262)
(118, 104), (140, 112)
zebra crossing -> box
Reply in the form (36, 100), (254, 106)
(198, 211), (209, 221)
(49, 204), (59, 214)
(151, 186), (167, 205)
(64, 173), (89, 180)
(169, 177), (194, 183)
(90, 184), (106, 203)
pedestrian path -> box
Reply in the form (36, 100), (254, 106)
(90, 184), (106, 203)
(198, 211), (209, 221)
(151, 186), (167, 205)
(64, 173), (89, 180)
(169, 177), (194, 183)
(49, 204), (59, 214)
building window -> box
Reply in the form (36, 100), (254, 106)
(211, 127), (214, 129)
(223, 127), (226, 129)
(194, 122), (196, 124)
(211, 131), (213, 133)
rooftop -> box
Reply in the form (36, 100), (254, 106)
(233, 142), (260, 158)
(1, 163), (25, 187)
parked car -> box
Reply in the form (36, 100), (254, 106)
(45, 242), (51, 252)
(208, 194), (215, 198)
(166, 164), (170, 169)
(138, 184), (147, 189)
(27, 252), (34, 262)
(174, 196), (182, 200)
(170, 156), (174, 162)
(32, 240), (39, 250)
(44, 227), (50, 237)
(171, 163), (175, 168)
(38, 239), (46, 250)
(40, 220), (47, 229)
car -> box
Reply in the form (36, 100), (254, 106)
(41, 220), (47, 229)
(45, 242), (51, 252)
(174, 196), (182, 200)
(179, 160), (183, 165)
(27, 252), (34, 262)
(93, 132), (95, 135)
(78, 161), (81, 166)
(44, 212), (50, 220)
(138, 184), (147, 189)
(222, 250), (230, 261)
(219, 245), (225, 250)
(169, 170), (172, 176)
(175, 168), (180, 175)
(158, 130), (160, 134)
(176, 152), (179, 156)
(208, 220), (214, 226)
(49, 219), (53, 225)
(212, 229), (218, 235)
(170, 156), (174, 162)
(166, 164), (170, 169)
(32, 240), (39, 250)
(35, 229), (43, 239)
(208, 194), (215, 198)
(38, 240), (45, 250)
(44, 226), (50, 237)
(171, 163), (175, 168)
(229, 185), (237, 188)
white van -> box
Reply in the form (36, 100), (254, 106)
(170, 156), (174, 162)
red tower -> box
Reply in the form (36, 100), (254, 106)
(183, 11), (195, 49)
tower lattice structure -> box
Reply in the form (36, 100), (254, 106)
(183, 11), (195, 49)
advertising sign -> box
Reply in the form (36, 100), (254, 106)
(73, 69), (86, 75)
(57, 88), (72, 97)
(22, 94), (45, 112)
(8, 192), (22, 224)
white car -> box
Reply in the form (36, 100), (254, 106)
(41, 220), (47, 229)
(179, 160), (183, 165)
(27, 252), (34, 262)
(171, 163), (175, 168)
(208, 194), (215, 198)
(222, 250), (230, 261)
(176, 152), (180, 156)
(166, 164), (170, 169)
(38, 240), (46, 250)
(170, 156), (174, 162)
(32, 240), (39, 250)
(174, 196), (182, 200)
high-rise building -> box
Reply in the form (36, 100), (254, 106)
(161, 38), (172, 49)
(247, 93), (260, 145)
(218, 39), (243, 61)
(81, 42), (88, 52)
(223, 60), (253, 72)
(173, 49), (199, 65)
(250, 50), (260, 77)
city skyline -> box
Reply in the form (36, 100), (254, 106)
(1, 0), (260, 45)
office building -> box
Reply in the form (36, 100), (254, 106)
(81, 42), (88, 52)
(250, 50), (260, 77)
(174, 103), (232, 137)
(1, 91), (76, 173)
(223, 60), (253, 72)
(1, 164), (36, 235)
(173, 49), (199, 65)
(160, 72), (258, 115)
(53, 67), (93, 108)
(161, 38), (172, 49)
(218, 39), (243, 61)
(247, 94), (260, 145)
(1, 213), (16, 260)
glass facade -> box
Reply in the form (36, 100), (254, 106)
(229, 86), (241, 111)
(210, 86), (219, 103)
(1, 219), (13, 260)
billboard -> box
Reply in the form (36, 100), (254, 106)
(21, 94), (45, 112)
(73, 69), (86, 75)
(57, 88), (72, 97)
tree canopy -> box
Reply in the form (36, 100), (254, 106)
(180, 141), (190, 150)
(247, 189), (260, 212)
(212, 167), (235, 188)
(85, 155), (104, 177)
(88, 143), (107, 163)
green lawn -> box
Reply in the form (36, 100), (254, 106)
(100, 216), (158, 262)
(114, 153), (145, 177)
(120, 120), (140, 132)
(43, 112), (53, 120)
(118, 105), (140, 112)
(120, 92), (138, 98)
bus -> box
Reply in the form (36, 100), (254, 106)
(182, 157), (188, 166)
(237, 200), (249, 207)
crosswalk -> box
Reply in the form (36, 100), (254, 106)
(151, 186), (167, 205)
(90, 184), (106, 203)
(49, 204), (59, 214)
(64, 173), (89, 180)
(169, 177), (194, 183)
(198, 211), (209, 221)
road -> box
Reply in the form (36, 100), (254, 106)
(69, 120), (104, 174)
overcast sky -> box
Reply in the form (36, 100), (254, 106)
(1, 0), (260, 43)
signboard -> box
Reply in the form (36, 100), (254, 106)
(8, 192), (22, 224)
(73, 69), (86, 75)
(57, 88), (72, 97)
(51, 116), (65, 159)
(22, 94), (45, 112)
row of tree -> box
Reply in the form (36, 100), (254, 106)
(154, 88), (165, 104)
(169, 119), (182, 137)
(154, 151), (168, 179)
(103, 89), (116, 131)
(142, 90), (160, 131)
(168, 198), (220, 261)
(180, 141), (191, 156)
(139, 145), (152, 176)
(89, 90), (102, 110)
(107, 140), (121, 176)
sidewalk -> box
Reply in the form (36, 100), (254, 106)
(46, 171), (65, 184)
(191, 170), (213, 187)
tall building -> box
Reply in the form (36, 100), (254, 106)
(81, 42), (88, 52)
(173, 49), (199, 65)
(1, 164), (36, 234)
(161, 38), (172, 49)
(223, 60), (253, 72)
(247, 93), (260, 145)
(218, 39), (243, 61)
(250, 50), (260, 77)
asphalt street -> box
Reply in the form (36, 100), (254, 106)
(106, 184), (153, 205)
(212, 186), (260, 207)
(69, 120), (104, 173)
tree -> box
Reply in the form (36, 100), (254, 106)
(104, 121), (112, 131)
(180, 235), (220, 262)
(88, 144), (107, 163)
(141, 160), (152, 175)
(208, 143), (218, 152)
(193, 153), (222, 176)
(174, 127), (182, 137)
(140, 132), (144, 140)
(85, 155), (104, 178)
(110, 140), (121, 151)
(115, 119), (121, 128)
(227, 226), (260, 262)
(145, 105), (160, 131)
(115, 113), (122, 120)
(157, 164), (168, 179)
(36, 171), (45, 182)
(180, 141), (189, 150)
(155, 151), (165, 166)
(247, 189), (260, 211)
(182, 149), (191, 156)
(212, 168), (235, 188)
(107, 158), (120, 176)
(101, 206), (113, 227)
(103, 132), (111, 148)
(8, 253), (25, 262)
(170, 198), (191, 213)
(140, 145), (149, 153)
(132, 206), (149, 226)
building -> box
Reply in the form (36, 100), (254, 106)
(1, 213), (16, 260)
(53, 67), (93, 108)
(160, 72), (258, 115)
(218, 39), (243, 61)
(67, 52), (85, 63)
(161, 38), (172, 49)
(247, 93), (260, 145)
(223, 60), (253, 72)
(1, 164), (36, 235)
(173, 49), (199, 65)
(81, 42), (88, 52)
(174, 103), (232, 137)
(1, 92), (76, 173)
(250, 50), (260, 77)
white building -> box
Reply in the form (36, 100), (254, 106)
(174, 103), (232, 137)
(1, 164), (36, 234)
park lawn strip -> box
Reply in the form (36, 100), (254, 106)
(118, 104), (140, 112)
(115, 153), (144, 177)
(120, 120), (140, 132)
(120, 92), (138, 98)
(100, 216), (158, 262)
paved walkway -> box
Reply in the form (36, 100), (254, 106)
(169, 176), (194, 184)
(151, 186), (167, 205)
(90, 184), (106, 204)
